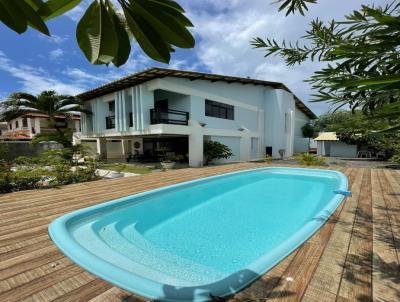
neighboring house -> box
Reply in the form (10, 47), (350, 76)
(76, 68), (316, 167)
(0, 112), (80, 141)
(315, 132), (358, 158)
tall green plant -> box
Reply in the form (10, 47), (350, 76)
(253, 2), (400, 132)
(301, 123), (315, 150)
(0, 0), (194, 66)
(203, 140), (233, 165)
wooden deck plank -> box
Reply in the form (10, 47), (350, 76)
(0, 164), (397, 302)
(336, 169), (373, 302)
(301, 168), (363, 301)
(371, 169), (400, 302)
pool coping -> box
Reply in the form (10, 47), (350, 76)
(48, 167), (349, 301)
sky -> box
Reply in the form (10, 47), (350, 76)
(0, 0), (389, 116)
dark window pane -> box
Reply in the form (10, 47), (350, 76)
(108, 101), (115, 112)
(129, 112), (133, 127)
(205, 99), (234, 120)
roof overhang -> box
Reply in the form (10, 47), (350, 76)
(77, 67), (317, 119)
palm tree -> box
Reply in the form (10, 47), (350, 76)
(0, 90), (91, 146)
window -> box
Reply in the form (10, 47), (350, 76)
(205, 99), (234, 120)
(129, 112), (133, 127)
(22, 118), (28, 128)
(55, 120), (68, 128)
(108, 101), (115, 112)
(9, 123), (12, 130)
(106, 116), (115, 129)
(15, 120), (19, 128)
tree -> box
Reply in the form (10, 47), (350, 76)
(203, 140), (233, 165)
(252, 2), (400, 129)
(0, 0), (194, 66)
(313, 110), (399, 159)
(301, 123), (315, 150)
(0, 90), (90, 147)
(314, 110), (391, 134)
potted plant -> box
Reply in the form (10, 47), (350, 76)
(109, 164), (125, 178)
(161, 156), (176, 169)
(278, 149), (285, 160)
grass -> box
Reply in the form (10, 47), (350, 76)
(99, 163), (154, 174)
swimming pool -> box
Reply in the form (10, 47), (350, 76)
(49, 167), (348, 301)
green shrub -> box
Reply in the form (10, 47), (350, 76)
(14, 156), (40, 165)
(0, 167), (47, 193)
(264, 155), (273, 162)
(1, 149), (100, 194)
(0, 144), (9, 162)
(204, 140), (233, 165)
(390, 154), (400, 165)
(296, 153), (326, 166)
(51, 161), (99, 185)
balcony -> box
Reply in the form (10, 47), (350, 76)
(150, 109), (189, 126)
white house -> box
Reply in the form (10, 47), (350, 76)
(76, 68), (316, 167)
(0, 112), (80, 141)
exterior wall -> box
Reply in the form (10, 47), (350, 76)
(82, 85), (155, 136)
(264, 88), (295, 158)
(330, 141), (357, 157)
(106, 140), (123, 159)
(208, 135), (241, 162)
(294, 107), (311, 153)
(148, 77), (263, 133)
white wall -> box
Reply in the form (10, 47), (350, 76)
(209, 135), (241, 162)
(264, 88), (295, 158)
(293, 107), (311, 153)
(148, 77), (264, 133)
(330, 141), (357, 157)
(107, 140), (123, 159)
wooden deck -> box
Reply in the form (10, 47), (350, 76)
(0, 164), (399, 302)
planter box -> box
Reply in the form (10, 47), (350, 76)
(161, 162), (176, 169)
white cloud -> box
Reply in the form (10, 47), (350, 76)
(0, 51), (87, 95)
(63, 67), (105, 83)
(49, 49), (64, 60)
(183, 0), (389, 115)
(50, 34), (69, 44)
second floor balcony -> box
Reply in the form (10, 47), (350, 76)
(150, 109), (189, 126)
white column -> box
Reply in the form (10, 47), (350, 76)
(34, 118), (41, 134)
(27, 118), (32, 138)
(188, 131), (203, 168)
(97, 138), (107, 159)
(121, 139), (129, 156)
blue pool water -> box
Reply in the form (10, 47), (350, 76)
(49, 167), (348, 301)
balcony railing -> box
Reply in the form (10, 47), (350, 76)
(150, 109), (189, 125)
(106, 116), (115, 129)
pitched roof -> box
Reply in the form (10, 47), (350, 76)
(314, 132), (339, 141)
(77, 67), (317, 119)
